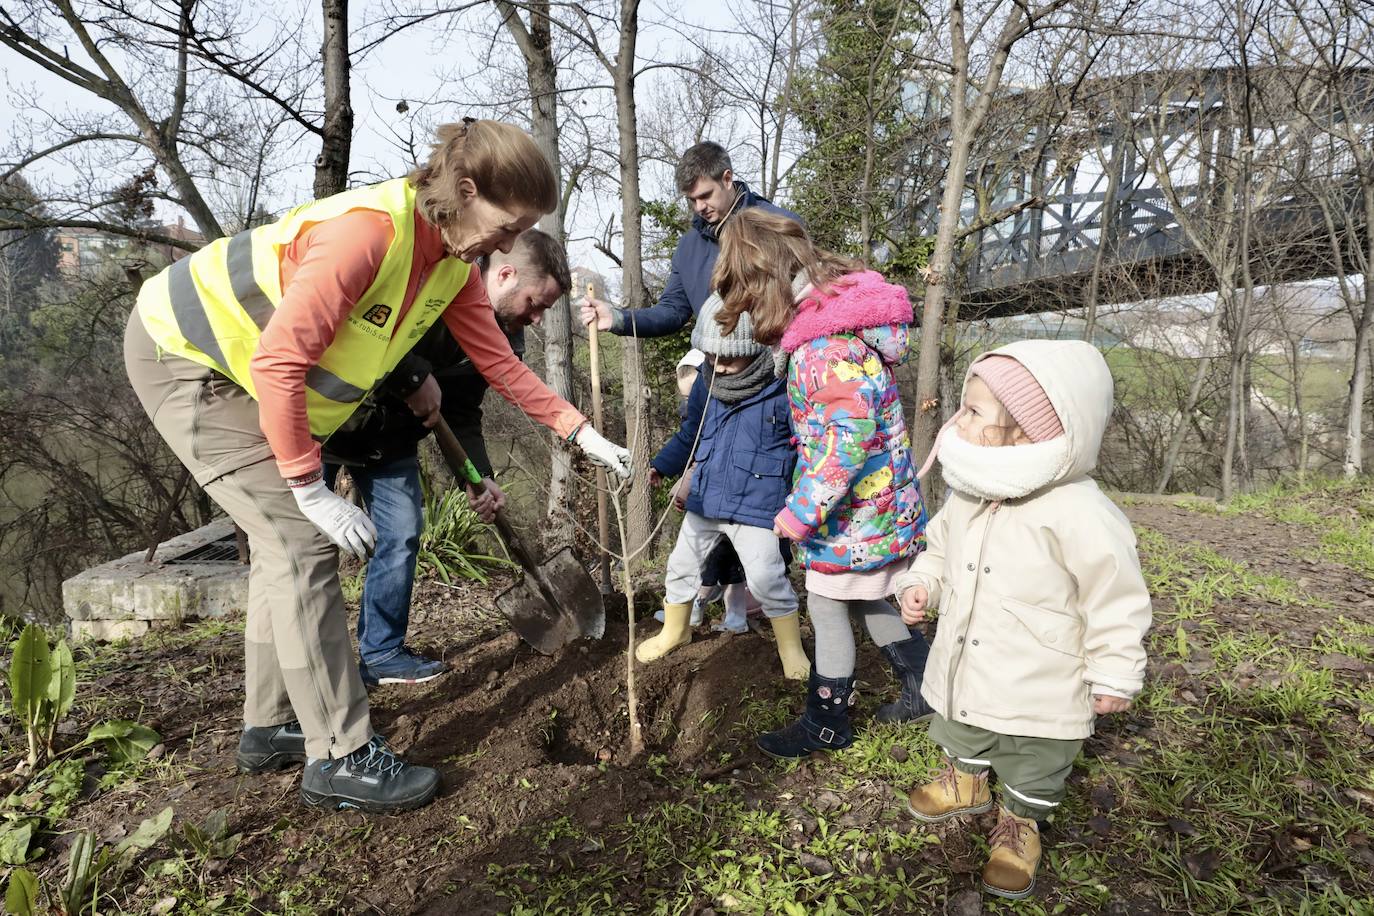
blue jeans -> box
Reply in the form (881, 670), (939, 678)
(324, 457), (424, 666)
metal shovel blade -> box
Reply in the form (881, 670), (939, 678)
(494, 547), (605, 654)
(542, 546), (606, 640)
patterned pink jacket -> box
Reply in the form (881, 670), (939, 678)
(773, 270), (928, 573)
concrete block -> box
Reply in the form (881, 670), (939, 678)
(70, 619), (152, 642)
(62, 518), (249, 642)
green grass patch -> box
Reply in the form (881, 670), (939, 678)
(1226, 478), (1374, 579)
(1135, 526), (1323, 619)
(482, 521), (1374, 913)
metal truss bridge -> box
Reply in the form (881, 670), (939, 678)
(904, 66), (1372, 318)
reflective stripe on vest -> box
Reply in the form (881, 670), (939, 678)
(136, 178), (470, 436)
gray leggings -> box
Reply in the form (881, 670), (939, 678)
(809, 594), (912, 678)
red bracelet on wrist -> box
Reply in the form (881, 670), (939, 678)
(286, 468), (324, 488)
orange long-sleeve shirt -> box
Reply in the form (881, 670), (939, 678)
(249, 208), (585, 478)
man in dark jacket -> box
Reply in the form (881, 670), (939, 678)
(581, 142), (799, 634)
(579, 141), (799, 337)
(323, 229), (571, 686)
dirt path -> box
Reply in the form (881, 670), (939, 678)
(1126, 497), (1374, 642)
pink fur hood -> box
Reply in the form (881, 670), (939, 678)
(779, 270), (914, 353)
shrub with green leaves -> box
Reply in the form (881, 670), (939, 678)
(416, 487), (513, 585)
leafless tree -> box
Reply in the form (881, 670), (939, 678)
(491, 0), (586, 538)
(316, 0), (354, 197)
(1266, 0), (1374, 478)
(2, 0), (356, 242)
(908, 0), (1145, 488)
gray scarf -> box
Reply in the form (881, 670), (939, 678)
(712, 351), (777, 404)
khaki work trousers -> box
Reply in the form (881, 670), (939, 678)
(124, 312), (372, 760)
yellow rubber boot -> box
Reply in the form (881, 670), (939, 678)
(635, 602), (693, 663)
(982, 807), (1041, 900)
(907, 759), (993, 822)
(768, 612), (811, 680)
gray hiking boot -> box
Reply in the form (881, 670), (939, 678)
(299, 736), (439, 814)
(236, 721), (307, 774)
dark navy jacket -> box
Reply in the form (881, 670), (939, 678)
(321, 320), (522, 477)
(611, 184), (800, 338)
(651, 369), (796, 529)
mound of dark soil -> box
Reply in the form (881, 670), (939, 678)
(48, 586), (898, 914)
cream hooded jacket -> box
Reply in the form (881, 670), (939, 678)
(895, 340), (1151, 741)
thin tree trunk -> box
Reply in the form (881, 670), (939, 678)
(1343, 185), (1374, 478)
(1289, 336), (1307, 482)
(1221, 184), (1254, 502)
(766, 0), (802, 199)
(313, 0), (353, 199)
(499, 0), (576, 537)
(859, 114), (876, 258)
(912, 1), (1024, 464)
(612, 0), (653, 566)
(1084, 129), (1125, 341)
(914, 127), (973, 465)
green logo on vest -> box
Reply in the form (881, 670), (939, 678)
(362, 304), (392, 327)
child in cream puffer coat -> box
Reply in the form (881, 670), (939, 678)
(895, 339), (1151, 901)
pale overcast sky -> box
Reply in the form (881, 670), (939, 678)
(0, 0), (747, 287)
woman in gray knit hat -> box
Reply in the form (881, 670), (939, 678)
(638, 294), (811, 678)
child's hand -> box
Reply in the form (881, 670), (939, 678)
(1093, 695), (1131, 715)
(899, 585), (928, 625)
(772, 522), (801, 541)
(648, 468), (662, 489)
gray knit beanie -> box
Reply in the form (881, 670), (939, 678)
(690, 292), (765, 358)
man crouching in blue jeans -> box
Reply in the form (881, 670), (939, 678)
(321, 228), (571, 686)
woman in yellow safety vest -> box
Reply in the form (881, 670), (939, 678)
(124, 120), (630, 815)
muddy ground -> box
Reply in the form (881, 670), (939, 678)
(4, 489), (1373, 914)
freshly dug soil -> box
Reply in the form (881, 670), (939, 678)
(53, 578), (897, 914)
(22, 498), (1372, 913)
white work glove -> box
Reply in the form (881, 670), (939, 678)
(291, 478), (377, 561)
(574, 424), (632, 481)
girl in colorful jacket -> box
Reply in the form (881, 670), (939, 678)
(710, 208), (933, 759)
(637, 294), (811, 679)
(895, 340), (1151, 900)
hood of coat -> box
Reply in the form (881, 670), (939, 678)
(779, 270), (913, 357)
(964, 339), (1114, 483)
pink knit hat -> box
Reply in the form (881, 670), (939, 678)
(969, 355), (1064, 443)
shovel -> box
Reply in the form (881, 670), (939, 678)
(585, 281), (613, 594)
(432, 416), (605, 654)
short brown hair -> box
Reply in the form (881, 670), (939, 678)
(409, 120), (557, 228)
(711, 209), (862, 345)
(482, 227), (571, 296)
(675, 141), (732, 193)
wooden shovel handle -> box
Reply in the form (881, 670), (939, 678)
(431, 415), (540, 576)
(585, 282), (613, 592)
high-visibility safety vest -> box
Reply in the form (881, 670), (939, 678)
(136, 178), (470, 436)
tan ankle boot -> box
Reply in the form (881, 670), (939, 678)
(635, 602), (693, 663)
(767, 612), (811, 680)
(982, 807), (1041, 899)
(906, 759), (993, 822)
